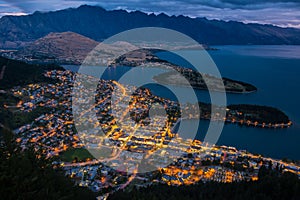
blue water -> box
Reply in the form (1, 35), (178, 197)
(157, 46), (300, 160)
(64, 45), (300, 160)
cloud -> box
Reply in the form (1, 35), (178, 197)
(68, 0), (300, 10)
(0, 12), (26, 16)
(1, 0), (97, 12)
(4, 0), (300, 11)
(0, 0), (299, 28)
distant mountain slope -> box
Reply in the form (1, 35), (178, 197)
(15, 32), (99, 64)
(0, 5), (300, 48)
(10, 31), (140, 64)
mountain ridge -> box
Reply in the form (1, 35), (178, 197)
(14, 32), (99, 64)
(0, 5), (300, 48)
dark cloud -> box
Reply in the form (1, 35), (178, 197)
(223, 0), (300, 5)
(4, 0), (300, 11)
(76, 0), (300, 10)
(1, 0), (96, 12)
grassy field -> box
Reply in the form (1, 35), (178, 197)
(59, 148), (94, 162)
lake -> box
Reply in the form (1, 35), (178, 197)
(64, 45), (300, 160)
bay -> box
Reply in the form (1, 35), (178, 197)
(64, 45), (300, 160)
(157, 45), (300, 160)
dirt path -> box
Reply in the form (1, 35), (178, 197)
(0, 65), (6, 80)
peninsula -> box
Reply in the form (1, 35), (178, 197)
(113, 49), (257, 93)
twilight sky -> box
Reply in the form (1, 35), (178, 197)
(0, 0), (300, 28)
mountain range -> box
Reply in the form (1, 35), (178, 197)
(0, 5), (300, 49)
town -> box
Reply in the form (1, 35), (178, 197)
(8, 68), (300, 197)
